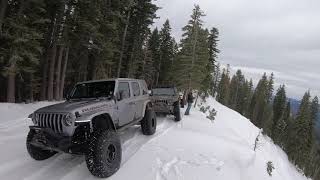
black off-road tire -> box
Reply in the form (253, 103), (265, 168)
(141, 108), (157, 135)
(26, 130), (56, 160)
(173, 101), (181, 122)
(85, 130), (121, 178)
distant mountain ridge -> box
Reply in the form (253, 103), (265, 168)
(288, 98), (300, 116)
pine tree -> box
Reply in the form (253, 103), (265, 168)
(272, 85), (287, 140)
(212, 62), (221, 96)
(157, 19), (175, 85)
(266, 72), (274, 103)
(310, 96), (319, 129)
(216, 69), (230, 105)
(123, 0), (158, 78)
(249, 73), (268, 127)
(173, 5), (209, 90)
(243, 79), (254, 117)
(276, 101), (292, 149)
(287, 91), (312, 168)
(227, 69), (245, 110)
(208, 27), (220, 96)
(305, 96), (319, 177)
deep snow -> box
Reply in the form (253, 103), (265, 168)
(0, 98), (310, 180)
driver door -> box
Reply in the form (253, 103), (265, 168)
(116, 81), (135, 126)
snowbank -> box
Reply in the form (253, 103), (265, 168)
(0, 99), (309, 180)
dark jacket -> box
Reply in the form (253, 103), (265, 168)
(187, 93), (194, 103)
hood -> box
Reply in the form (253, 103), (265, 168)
(35, 99), (115, 114)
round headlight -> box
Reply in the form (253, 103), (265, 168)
(32, 114), (39, 125)
(64, 114), (73, 126)
(28, 113), (38, 125)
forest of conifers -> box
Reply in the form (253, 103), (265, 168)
(0, 0), (219, 103)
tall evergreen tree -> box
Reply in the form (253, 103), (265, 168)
(228, 69), (244, 110)
(208, 27), (220, 95)
(212, 62), (221, 96)
(266, 72), (274, 103)
(272, 85), (287, 139)
(287, 91), (312, 168)
(216, 69), (230, 105)
(278, 101), (292, 149)
(243, 79), (254, 117)
(156, 19), (175, 85)
(173, 5), (209, 90)
(249, 73), (268, 127)
(305, 96), (319, 177)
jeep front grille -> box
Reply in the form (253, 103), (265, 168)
(36, 113), (65, 133)
(154, 99), (168, 104)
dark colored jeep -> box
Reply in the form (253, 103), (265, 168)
(150, 86), (181, 121)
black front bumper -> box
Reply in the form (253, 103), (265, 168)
(29, 125), (88, 154)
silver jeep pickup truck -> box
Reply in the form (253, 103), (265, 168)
(26, 78), (156, 178)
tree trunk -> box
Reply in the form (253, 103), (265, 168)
(0, 0), (8, 35)
(46, 1), (65, 101)
(40, 54), (49, 100)
(29, 73), (34, 102)
(127, 46), (136, 78)
(7, 70), (15, 103)
(40, 9), (58, 101)
(59, 47), (69, 99)
(47, 44), (57, 101)
(117, 10), (131, 78)
(188, 23), (199, 90)
(54, 46), (64, 100)
(140, 48), (147, 79)
(156, 52), (162, 86)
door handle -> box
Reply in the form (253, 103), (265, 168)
(129, 102), (135, 105)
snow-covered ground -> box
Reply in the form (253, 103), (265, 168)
(0, 98), (309, 180)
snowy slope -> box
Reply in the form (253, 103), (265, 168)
(0, 98), (309, 180)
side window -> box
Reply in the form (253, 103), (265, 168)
(141, 81), (148, 95)
(118, 82), (130, 99)
(132, 82), (140, 96)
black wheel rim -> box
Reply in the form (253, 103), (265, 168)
(107, 144), (116, 163)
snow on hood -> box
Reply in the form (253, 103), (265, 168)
(35, 99), (114, 114)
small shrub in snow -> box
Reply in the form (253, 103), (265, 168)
(266, 161), (275, 176)
(254, 130), (262, 151)
(200, 106), (210, 113)
(206, 108), (217, 122)
(200, 93), (207, 101)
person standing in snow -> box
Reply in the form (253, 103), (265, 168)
(184, 91), (194, 115)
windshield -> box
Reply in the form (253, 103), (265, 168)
(70, 81), (115, 99)
(152, 88), (175, 95)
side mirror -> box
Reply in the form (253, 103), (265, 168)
(66, 94), (70, 101)
(115, 92), (122, 101)
(148, 90), (153, 96)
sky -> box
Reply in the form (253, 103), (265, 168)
(153, 0), (320, 99)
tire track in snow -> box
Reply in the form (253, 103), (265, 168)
(155, 154), (224, 180)
(121, 117), (178, 165)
